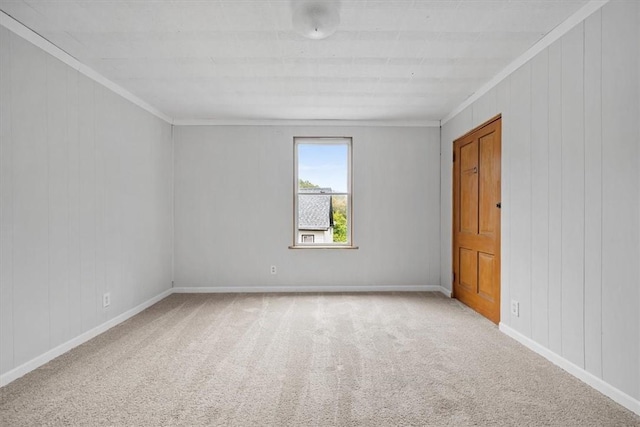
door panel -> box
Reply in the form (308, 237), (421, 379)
(478, 252), (495, 300)
(453, 116), (501, 324)
(460, 142), (479, 234)
(459, 248), (477, 292)
(479, 132), (498, 236)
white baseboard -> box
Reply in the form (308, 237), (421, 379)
(499, 323), (640, 416)
(172, 285), (451, 296)
(0, 288), (173, 387)
(437, 286), (453, 297)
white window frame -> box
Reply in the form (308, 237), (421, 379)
(292, 137), (355, 249)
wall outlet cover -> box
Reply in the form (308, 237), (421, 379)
(510, 300), (519, 317)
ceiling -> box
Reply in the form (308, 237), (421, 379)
(0, 0), (589, 123)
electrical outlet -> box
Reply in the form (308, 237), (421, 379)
(103, 292), (111, 308)
(270, 265), (277, 275)
(510, 300), (519, 317)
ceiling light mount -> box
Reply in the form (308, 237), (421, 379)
(292, 1), (341, 40)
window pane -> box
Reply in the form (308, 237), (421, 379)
(331, 195), (348, 243)
(296, 193), (349, 244)
(297, 193), (333, 244)
(297, 143), (348, 193)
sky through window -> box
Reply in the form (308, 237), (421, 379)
(297, 143), (348, 193)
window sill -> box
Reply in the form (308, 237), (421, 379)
(288, 245), (359, 250)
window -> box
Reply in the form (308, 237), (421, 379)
(293, 137), (353, 248)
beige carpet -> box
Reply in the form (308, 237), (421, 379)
(1, 292), (638, 426)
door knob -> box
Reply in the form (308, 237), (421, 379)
(496, 202), (501, 209)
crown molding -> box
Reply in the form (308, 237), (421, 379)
(441, 0), (609, 125)
(0, 11), (173, 124)
(173, 118), (441, 127)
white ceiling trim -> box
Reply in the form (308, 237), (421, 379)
(0, 11), (173, 124)
(440, 0), (609, 126)
(173, 119), (441, 128)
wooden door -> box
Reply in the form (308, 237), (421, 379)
(453, 116), (501, 324)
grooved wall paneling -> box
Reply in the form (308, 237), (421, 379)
(495, 79), (510, 325)
(600, 1), (639, 398)
(440, 1), (639, 401)
(560, 23), (585, 368)
(46, 55), (71, 349)
(583, 11), (603, 378)
(11, 35), (50, 365)
(547, 40), (563, 357)
(0, 26), (14, 374)
(509, 63), (532, 336)
(0, 28), (173, 377)
(530, 48), (549, 348)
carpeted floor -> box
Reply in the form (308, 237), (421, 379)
(1, 292), (639, 426)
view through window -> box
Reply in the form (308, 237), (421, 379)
(294, 137), (351, 246)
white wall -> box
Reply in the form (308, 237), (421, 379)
(174, 125), (440, 289)
(441, 0), (639, 403)
(637, 0), (640, 403)
(0, 27), (174, 377)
